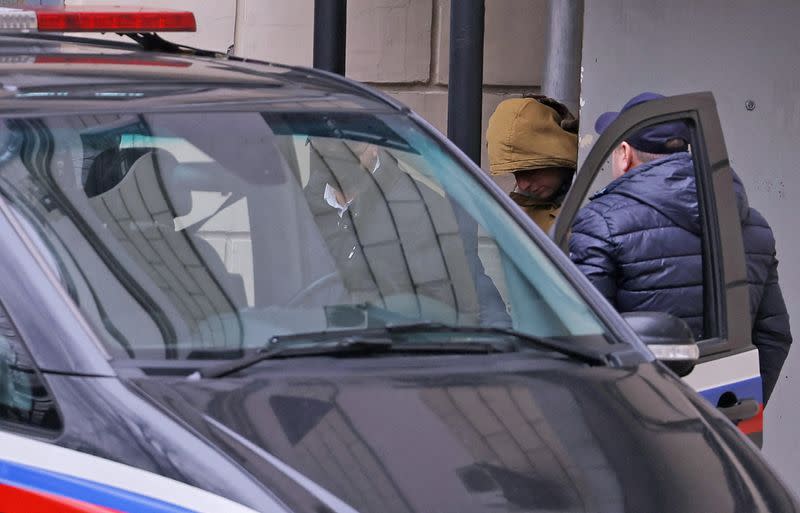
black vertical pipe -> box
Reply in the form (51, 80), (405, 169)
(447, 0), (485, 165)
(313, 0), (347, 75)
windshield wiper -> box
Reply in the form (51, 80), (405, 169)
(190, 324), (607, 380)
(193, 330), (507, 379)
(382, 323), (609, 365)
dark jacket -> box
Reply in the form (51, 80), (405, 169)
(569, 152), (791, 403)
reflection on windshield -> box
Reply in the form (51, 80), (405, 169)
(0, 111), (606, 360)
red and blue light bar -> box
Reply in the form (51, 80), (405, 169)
(0, 6), (196, 33)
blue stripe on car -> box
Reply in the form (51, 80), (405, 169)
(697, 375), (763, 407)
(0, 459), (196, 513)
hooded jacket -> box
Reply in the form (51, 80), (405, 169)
(569, 152), (791, 403)
(486, 97), (577, 232)
(508, 191), (563, 234)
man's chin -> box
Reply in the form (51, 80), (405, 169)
(517, 189), (552, 201)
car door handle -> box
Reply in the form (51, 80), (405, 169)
(718, 399), (759, 423)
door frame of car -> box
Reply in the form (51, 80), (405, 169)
(550, 92), (763, 442)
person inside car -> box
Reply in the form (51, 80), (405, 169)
(486, 95), (579, 233)
(569, 92), (792, 404)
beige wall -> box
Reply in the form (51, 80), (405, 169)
(66, 0), (549, 182)
(237, 0), (548, 181)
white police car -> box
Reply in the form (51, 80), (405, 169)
(0, 5), (793, 513)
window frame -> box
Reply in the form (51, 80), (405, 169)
(552, 92), (752, 361)
(0, 294), (64, 437)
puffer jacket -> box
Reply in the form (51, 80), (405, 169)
(569, 152), (792, 403)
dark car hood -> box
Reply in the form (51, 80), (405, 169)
(132, 354), (797, 513)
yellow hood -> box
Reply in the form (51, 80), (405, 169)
(486, 97), (578, 176)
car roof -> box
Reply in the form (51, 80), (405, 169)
(0, 33), (402, 116)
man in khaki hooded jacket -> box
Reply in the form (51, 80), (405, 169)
(486, 96), (578, 233)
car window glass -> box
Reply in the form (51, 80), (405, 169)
(565, 125), (712, 342)
(0, 300), (61, 432)
(577, 156), (613, 210)
(0, 112), (610, 361)
(576, 144), (694, 208)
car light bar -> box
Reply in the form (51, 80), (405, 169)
(0, 6), (196, 33)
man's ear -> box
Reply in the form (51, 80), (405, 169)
(619, 141), (634, 173)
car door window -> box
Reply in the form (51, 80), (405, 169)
(0, 299), (61, 433)
(552, 93), (751, 358)
(566, 143), (710, 340)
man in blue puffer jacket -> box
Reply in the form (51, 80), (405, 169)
(570, 92), (792, 404)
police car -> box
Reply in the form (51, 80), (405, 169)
(0, 5), (795, 513)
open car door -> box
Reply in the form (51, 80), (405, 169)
(551, 92), (763, 445)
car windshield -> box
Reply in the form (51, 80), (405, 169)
(0, 110), (608, 360)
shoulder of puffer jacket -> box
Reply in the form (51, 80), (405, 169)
(744, 205), (773, 230)
(582, 191), (634, 216)
(743, 207), (777, 251)
(573, 201), (613, 234)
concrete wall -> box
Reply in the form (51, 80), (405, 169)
(579, 0), (800, 492)
(66, 0), (549, 187)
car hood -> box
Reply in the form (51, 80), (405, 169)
(131, 355), (797, 513)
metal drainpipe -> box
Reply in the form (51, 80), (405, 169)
(542, 0), (584, 115)
(447, 0), (485, 166)
(313, 0), (347, 75)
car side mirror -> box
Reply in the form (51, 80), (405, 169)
(622, 312), (699, 377)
